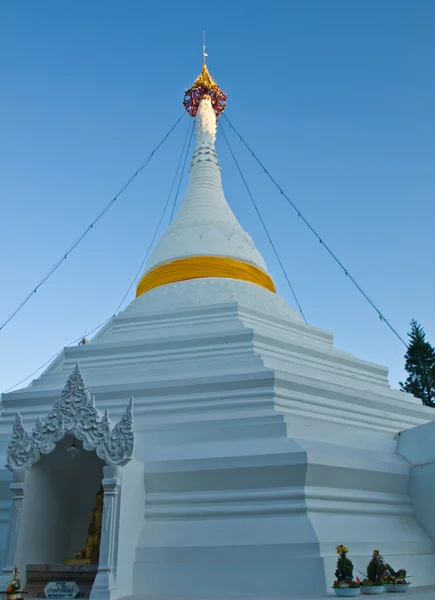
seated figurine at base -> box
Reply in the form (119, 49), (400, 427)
(65, 485), (103, 565)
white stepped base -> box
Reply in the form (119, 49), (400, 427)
(2, 302), (435, 599)
(132, 402), (435, 596)
(133, 549), (325, 595)
(133, 539), (435, 596)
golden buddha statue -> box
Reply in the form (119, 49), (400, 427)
(65, 485), (104, 565)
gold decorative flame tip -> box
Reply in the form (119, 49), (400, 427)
(193, 63), (217, 89)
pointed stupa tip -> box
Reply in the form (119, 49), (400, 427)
(183, 54), (227, 118)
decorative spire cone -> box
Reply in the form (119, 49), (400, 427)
(136, 78), (275, 299)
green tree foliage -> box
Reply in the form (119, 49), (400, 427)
(400, 320), (435, 407)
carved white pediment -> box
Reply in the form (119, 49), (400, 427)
(6, 364), (134, 471)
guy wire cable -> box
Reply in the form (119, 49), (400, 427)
(2, 118), (195, 395)
(0, 112), (186, 335)
(115, 118), (194, 313)
(1, 317), (112, 395)
(220, 123), (307, 323)
(223, 114), (407, 347)
(169, 122), (195, 224)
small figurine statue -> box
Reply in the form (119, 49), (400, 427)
(66, 485), (104, 564)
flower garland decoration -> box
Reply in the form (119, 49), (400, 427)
(183, 63), (227, 118)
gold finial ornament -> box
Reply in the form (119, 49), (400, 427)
(183, 37), (227, 117)
(193, 63), (217, 88)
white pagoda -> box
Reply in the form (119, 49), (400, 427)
(1, 60), (435, 600)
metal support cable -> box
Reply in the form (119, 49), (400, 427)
(169, 122), (195, 224)
(115, 118), (194, 313)
(1, 317), (112, 394)
(0, 112), (186, 335)
(2, 118), (194, 395)
(223, 114), (407, 347)
(219, 123), (307, 323)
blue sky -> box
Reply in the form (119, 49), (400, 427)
(0, 1), (434, 394)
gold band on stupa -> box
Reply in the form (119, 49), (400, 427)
(136, 256), (276, 298)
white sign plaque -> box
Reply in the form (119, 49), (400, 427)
(44, 581), (80, 600)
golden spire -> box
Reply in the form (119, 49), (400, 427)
(193, 63), (217, 89)
(195, 31), (216, 87)
(183, 36), (227, 118)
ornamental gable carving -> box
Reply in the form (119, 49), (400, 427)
(6, 364), (134, 471)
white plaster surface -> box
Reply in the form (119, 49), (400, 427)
(126, 278), (300, 321)
(114, 460), (145, 599)
(141, 97), (269, 275)
(397, 421), (435, 545)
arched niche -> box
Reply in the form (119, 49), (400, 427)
(21, 435), (104, 565)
